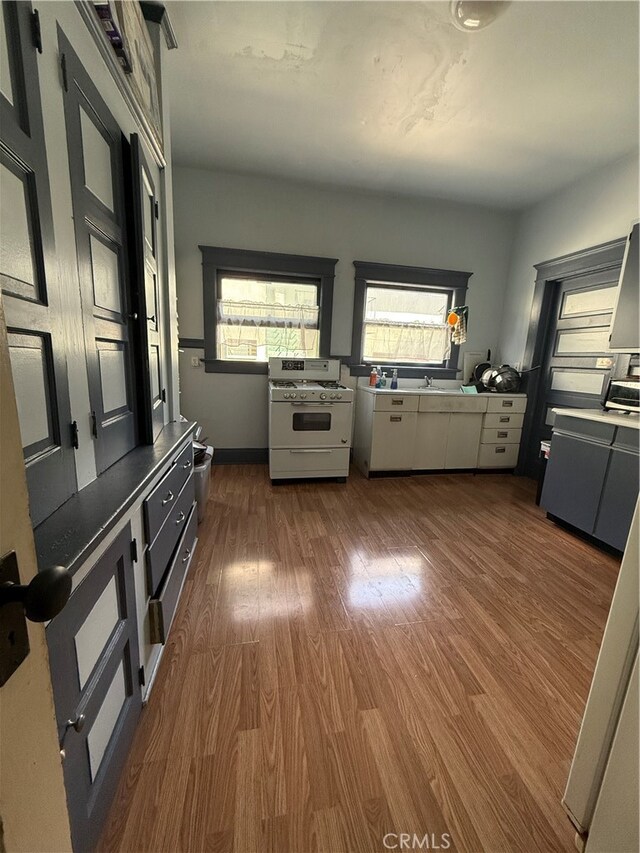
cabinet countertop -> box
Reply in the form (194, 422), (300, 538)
(552, 408), (640, 431)
(359, 386), (527, 397)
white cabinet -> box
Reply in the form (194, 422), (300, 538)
(354, 389), (527, 475)
(478, 394), (526, 468)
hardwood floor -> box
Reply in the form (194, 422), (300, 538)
(99, 466), (620, 853)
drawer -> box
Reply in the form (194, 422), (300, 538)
(477, 443), (520, 468)
(418, 395), (487, 413)
(146, 474), (195, 596)
(144, 442), (193, 544)
(373, 394), (419, 413)
(481, 427), (522, 445)
(554, 415), (616, 445)
(149, 503), (197, 645)
(485, 396), (527, 414)
(483, 412), (525, 429)
(270, 447), (350, 477)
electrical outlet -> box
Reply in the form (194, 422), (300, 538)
(191, 356), (200, 368)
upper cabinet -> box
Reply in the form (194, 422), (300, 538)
(609, 222), (639, 353)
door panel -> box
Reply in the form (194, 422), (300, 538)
(525, 271), (621, 475)
(47, 524), (141, 852)
(1, 3), (76, 526)
(127, 134), (164, 441)
(60, 31), (138, 474)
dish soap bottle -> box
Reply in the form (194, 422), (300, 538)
(381, 371), (387, 388)
(369, 366), (378, 387)
(390, 368), (398, 390)
(375, 369), (382, 388)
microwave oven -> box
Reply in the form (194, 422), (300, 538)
(603, 378), (640, 412)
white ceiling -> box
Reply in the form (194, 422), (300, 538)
(165, 1), (639, 209)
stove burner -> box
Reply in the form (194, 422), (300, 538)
(272, 381), (296, 388)
(318, 381), (345, 389)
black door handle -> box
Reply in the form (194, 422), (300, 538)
(0, 565), (72, 622)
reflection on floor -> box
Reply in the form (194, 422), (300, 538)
(99, 466), (619, 853)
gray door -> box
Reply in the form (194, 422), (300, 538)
(60, 31), (138, 474)
(127, 134), (164, 441)
(0, 2), (77, 525)
(525, 270), (620, 472)
(47, 524), (141, 852)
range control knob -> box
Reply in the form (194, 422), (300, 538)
(290, 393), (297, 399)
(337, 393), (343, 399)
(320, 392), (327, 400)
(299, 393), (307, 399)
(283, 393), (290, 399)
(330, 393), (336, 399)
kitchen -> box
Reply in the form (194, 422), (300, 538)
(0, 2), (638, 853)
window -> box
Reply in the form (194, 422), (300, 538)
(350, 260), (472, 377)
(363, 284), (451, 364)
(199, 246), (337, 373)
(217, 275), (320, 362)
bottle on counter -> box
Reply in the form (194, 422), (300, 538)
(375, 369), (382, 388)
(390, 368), (398, 390)
(369, 366), (378, 386)
(381, 371), (387, 388)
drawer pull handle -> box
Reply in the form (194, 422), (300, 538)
(499, 416), (510, 423)
(175, 511), (186, 525)
(390, 416), (402, 422)
(182, 460), (192, 469)
(495, 447), (506, 453)
(161, 491), (174, 506)
(502, 401), (513, 407)
(182, 548), (191, 564)
(391, 399), (404, 405)
(497, 431), (508, 438)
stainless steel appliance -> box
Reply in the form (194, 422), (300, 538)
(268, 358), (354, 481)
(603, 378), (640, 412)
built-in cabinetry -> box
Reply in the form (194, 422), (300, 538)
(354, 388), (526, 475)
(39, 424), (197, 851)
(541, 413), (639, 551)
(609, 222), (639, 353)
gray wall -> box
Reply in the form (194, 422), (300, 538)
(499, 152), (639, 366)
(174, 166), (516, 448)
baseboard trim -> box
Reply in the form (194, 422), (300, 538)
(214, 448), (269, 464)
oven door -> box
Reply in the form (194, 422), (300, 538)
(270, 401), (351, 449)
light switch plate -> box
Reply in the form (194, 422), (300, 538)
(0, 551), (30, 687)
(191, 356), (200, 368)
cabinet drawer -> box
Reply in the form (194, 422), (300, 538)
(483, 412), (524, 429)
(146, 474), (195, 596)
(485, 396), (527, 414)
(373, 394), (419, 412)
(477, 443), (520, 468)
(481, 427), (522, 445)
(270, 447), (349, 477)
(144, 441), (194, 545)
(149, 503), (197, 645)
(418, 395), (487, 413)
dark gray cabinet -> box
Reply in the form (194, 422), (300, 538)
(541, 416), (639, 550)
(609, 222), (639, 353)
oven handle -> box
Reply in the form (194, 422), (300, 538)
(288, 449), (333, 454)
(290, 401), (334, 406)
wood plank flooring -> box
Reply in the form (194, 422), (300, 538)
(99, 467), (620, 853)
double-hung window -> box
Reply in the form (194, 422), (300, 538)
(199, 246), (337, 373)
(351, 261), (472, 377)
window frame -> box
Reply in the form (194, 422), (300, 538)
(199, 246), (337, 374)
(349, 260), (472, 379)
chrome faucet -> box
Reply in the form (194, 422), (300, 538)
(424, 375), (433, 387)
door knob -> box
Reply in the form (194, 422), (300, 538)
(0, 565), (71, 622)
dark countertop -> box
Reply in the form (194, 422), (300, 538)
(35, 421), (196, 577)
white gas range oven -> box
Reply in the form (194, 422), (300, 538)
(268, 357), (354, 482)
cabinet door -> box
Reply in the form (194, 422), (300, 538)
(47, 525), (141, 852)
(126, 134), (164, 442)
(414, 412), (449, 469)
(370, 411), (417, 470)
(594, 447), (640, 550)
(60, 32), (138, 473)
(609, 223), (639, 352)
(541, 433), (610, 533)
(445, 413), (483, 469)
(1, 2), (77, 525)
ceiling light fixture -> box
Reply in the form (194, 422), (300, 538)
(450, 0), (512, 32)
